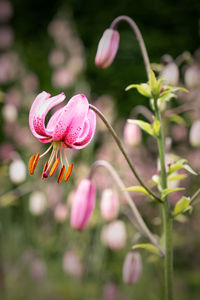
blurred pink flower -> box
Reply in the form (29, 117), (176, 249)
(101, 220), (126, 250)
(95, 29), (120, 68)
(52, 67), (75, 88)
(189, 120), (200, 147)
(161, 62), (179, 86)
(62, 251), (83, 278)
(5, 88), (21, 108)
(124, 122), (141, 147)
(28, 92), (96, 183)
(30, 258), (47, 281)
(70, 179), (96, 231)
(103, 283), (118, 300)
(48, 49), (66, 67)
(22, 73), (39, 93)
(54, 203), (68, 223)
(0, 26), (14, 49)
(0, 142), (14, 162)
(0, 52), (19, 83)
(100, 189), (119, 221)
(184, 65), (200, 88)
(0, 1), (13, 22)
(122, 252), (142, 284)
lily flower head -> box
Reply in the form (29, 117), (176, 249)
(28, 91), (96, 183)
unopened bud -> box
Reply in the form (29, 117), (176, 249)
(184, 65), (200, 88)
(161, 62), (179, 86)
(122, 252), (142, 284)
(101, 220), (126, 250)
(189, 120), (200, 147)
(95, 29), (120, 69)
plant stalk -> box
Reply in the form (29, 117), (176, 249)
(154, 101), (174, 300)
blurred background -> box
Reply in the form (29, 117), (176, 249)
(0, 0), (200, 299)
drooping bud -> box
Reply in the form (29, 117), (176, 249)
(95, 29), (120, 69)
(122, 252), (142, 284)
(70, 179), (96, 231)
(124, 122), (141, 147)
(54, 203), (68, 223)
(189, 120), (200, 147)
(100, 189), (119, 221)
(62, 251), (83, 279)
(101, 220), (126, 250)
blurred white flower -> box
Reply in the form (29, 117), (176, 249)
(2, 104), (18, 122)
(62, 251), (83, 278)
(184, 65), (200, 88)
(29, 191), (47, 216)
(161, 62), (179, 86)
(124, 122), (141, 147)
(9, 159), (26, 183)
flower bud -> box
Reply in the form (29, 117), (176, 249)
(9, 158), (26, 183)
(95, 29), (120, 69)
(101, 220), (126, 250)
(103, 283), (118, 300)
(122, 252), (142, 284)
(124, 122), (141, 147)
(100, 189), (119, 221)
(29, 191), (47, 216)
(70, 179), (96, 231)
(189, 120), (200, 147)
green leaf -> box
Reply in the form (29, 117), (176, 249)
(162, 187), (185, 199)
(149, 70), (162, 98)
(167, 159), (197, 176)
(169, 114), (187, 126)
(126, 83), (152, 98)
(128, 119), (154, 136)
(123, 185), (150, 196)
(172, 196), (191, 217)
(168, 174), (187, 182)
(132, 243), (162, 257)
(152, 117), (160, 137)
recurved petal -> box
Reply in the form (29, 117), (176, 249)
(29, 91), (66, 140)
(72, 109), (96, 149)
(52, 94), (89, 144)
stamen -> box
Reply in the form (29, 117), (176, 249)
(29, 155), (35, 175)
(57, 165), (65, 184)
(49, 158), (60, 177)
(63, 149), (69, 167)
(41, 161), (48, 180)
(32, 153), (40, 173)
(40, 144), (53, 158)
(64, 163), (74, 182)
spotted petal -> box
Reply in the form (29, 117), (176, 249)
(72, 109), (96, 149)
(29, 91), (66, 141)
(52, 94), (89, 145)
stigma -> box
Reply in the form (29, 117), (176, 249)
(28, 142), (73, 184)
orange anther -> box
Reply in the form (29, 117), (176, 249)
(57, 165), (65, 184)
(49, 158), (60, 177)
(41, 161), (48, 180)
(64, 163), (74, 182)
(29, 155), (35, 175)
(32, 153), (40, 172)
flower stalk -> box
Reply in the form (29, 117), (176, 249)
(89, 160), (164, 256)
(154, 100), (174, 300)
(89, 104), (161, 203)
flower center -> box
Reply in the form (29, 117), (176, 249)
(28, 142), (73, 184)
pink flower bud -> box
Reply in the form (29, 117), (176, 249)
(101, 220), (126, 250)
(124, 122), (141, 147)
(122, 252), (142, 284)
(100, 189), (119, 221)
(70, 179), (96, 231)
(189, 120), (200, 147)
(103, 283), (118, 300)
(95, 29), (120, 69)
(54, 203), (68, 223)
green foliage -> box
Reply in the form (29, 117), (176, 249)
(132, 243), (162, 257)
(161, 187), (185, 200)
(167, 159), (197, 176)
(172, 196), (191, 217)
(128, 118), (160, 138)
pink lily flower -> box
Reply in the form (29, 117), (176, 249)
(95, 29), (120, 69)
(28, 91), (96, 183)
(70, 179), (96, 231)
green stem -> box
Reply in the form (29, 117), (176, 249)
(89, 104), (161, 203)
(154, 101), (174, 300)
